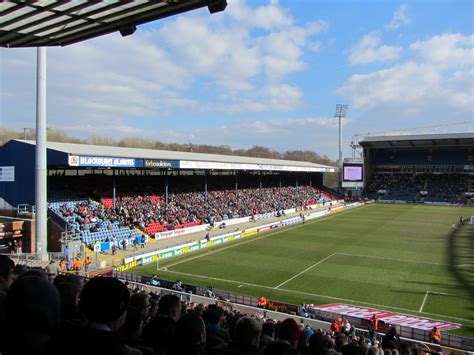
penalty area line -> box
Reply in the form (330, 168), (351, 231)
(419, 291), (430, 313)
(274, 253), (336, 289)
(336, 253), (449, 267)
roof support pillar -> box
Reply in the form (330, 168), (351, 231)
(35, 47), (48, 261)
(165, 174), (169, 206)
(112, 169), (116, 210)
(204, 172), (208, 201)
(235, 172), (238, 196)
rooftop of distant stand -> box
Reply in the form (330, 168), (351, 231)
(14, 140), (337, 173)
(360, 132), (474, 148)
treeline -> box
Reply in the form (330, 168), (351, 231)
(0, 127), (338, 186)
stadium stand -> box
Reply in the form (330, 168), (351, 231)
(360, 134), (473, 203)
(363, 173), (468, 203)
(48, 199), (142, 247)
(48, 182), (338, 247)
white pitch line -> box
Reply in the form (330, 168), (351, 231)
(419, 291), (430, 312)
(422, 290), (472, 299)
(274, 253), (336, 289)
(159, 269), (474, 323)
(161, 269), (272, 289)
(430, 291), (449, 296)
(164, 206), (365, 269)
(419, 290), (462, 313)
(336, 252), (449, 267)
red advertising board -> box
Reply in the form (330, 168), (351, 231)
(309, 304), (461, 331)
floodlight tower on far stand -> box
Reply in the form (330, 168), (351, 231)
(335, 104), (348, 190)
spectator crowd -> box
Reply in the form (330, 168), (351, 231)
(364, 173), (467, 203)
(0, 254), (434, 355)
(50, 184), (335, 237)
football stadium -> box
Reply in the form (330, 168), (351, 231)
(1, 1), (473, 355)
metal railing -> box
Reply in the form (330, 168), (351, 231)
(16, 204), (35, 214)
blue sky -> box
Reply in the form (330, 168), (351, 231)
(1, 0), (473, 159)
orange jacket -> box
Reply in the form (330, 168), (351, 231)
(430, 329), (441, 341)
(73, 260), (83, 270)
(258, 297), (268, 307)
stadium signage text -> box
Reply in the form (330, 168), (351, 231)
(179, 160), (333, 173)
(144, 159), (180, 169)
(69, 155), (136, 167)
(309, 304), (461, 331)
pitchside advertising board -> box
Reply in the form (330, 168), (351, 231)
(309, 304), (461, 331)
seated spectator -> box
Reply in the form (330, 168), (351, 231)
(259, 320), (276, 349)
(130, 292), (151, 324)
(174, 312), (207, 355)
(119, 306), (154, 355)
(262, 318), (301, 354)
(203, 306), (229, 351)
(46, 277), (135, 355)
(143, 294), (181, 355)
(309, 331), (329, 355)
(3, 276), (61, 354)
(220, 316), (262, 355)
(55, 281), (86, 330)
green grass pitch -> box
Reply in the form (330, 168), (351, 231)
(130, 204), (474, 337)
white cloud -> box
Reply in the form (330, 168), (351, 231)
(386, 4), (410, 30)
(227, 0), (293, 30)
(338, 33), (474, 121)
(1, 0), (330, 134)
(349, 33), (402, 65)
(204, 83), (303, 114)
(306, 20), (329, 35)
(260, 84), (303, 110)
(410, 33), (474, 67)
(257, 26), (308, 79)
